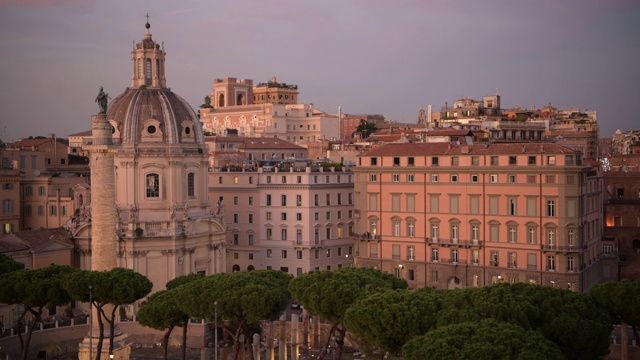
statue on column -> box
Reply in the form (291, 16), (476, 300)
(95, 86), (109, 114)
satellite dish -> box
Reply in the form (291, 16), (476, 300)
(33, 170), (40, 176)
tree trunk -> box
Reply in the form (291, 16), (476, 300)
(621, 321), (629, 360)
(95, 304), (105, 360)
(163, 325), (175, 360)
(20, 308), (42, 360)
(181, 324), (188, 360)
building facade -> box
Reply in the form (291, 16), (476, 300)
(352, 142), (608, 291)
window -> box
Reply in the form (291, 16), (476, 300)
(431, 223), (439, 240)
(282, 250), (287, 259)
(3, 183), (13, 190)
(471, 224), (479, 243)
(233, 233), (239, 245)
(491, 251), (499, 266)
(392, 245), (400, 259)
(370, 243), (378, 258)
(282, 176), (287, 184)
(408, 157), (415, 166)
(371, 158), (377, 166)
(249, 196), (253, 205)
(508, 198), (517, 216)
(472, 250), (479, 265)
(314, 212), (319, 221)
(326, 212), (331, 220)
(407, 174), (415, 182)
(471, 174), (479, 183)
(393, 220), (401, 237)
(348, 193), (353, 205)
(266, 212), (272, 220)
(249, 176), (253, 184)
(407, 221), (416, 237)
(490, 223), (499, 242)
(508, 225), (517, 243)
(522, 198), (535, 217)
(369, 193), (378, 211)
(527, 226), (537, 244)
(603, 244), (613, 254)
(470, 196), (479, 214)
(489, 196), (499, 215)
(248, 234), (254, 245)
(508, 174), (516, 183)
(2, 199), (14, 214)
(508, 252), (517, 268)
(451, 249), (459, 263)
(547, 255), (556, 271)
(337, 194), (342, 205)
(370, 174), (377, 182)
(25, 186), (33, 196)
(185, 172), (195, 196)
(296, 213), (302, 221)
(392, 194), (401, 212)
(314, 229), (319, 244)
(281, 229), (287, 240)
(392, 174), (400, 182)
(546, 200), (556, 217)
(432, 157), (439, 166)
(431, 174), (439, 182)
(451, 157), (459, 166)
(38, 186), (45, 196)
(431, 271), (438, 282)
(393, 157), (400, 166)
(297, 250), (303, 259)
(567, 256), (575, 272)
(528, 156), (536, 165)
(547, 155), (556, 165)
(406, 195), (415, 212)
(430, 195), (439, 213)
(450, 223), (459, 241)
(451, 174), (458, 182)
(281, 212), (287, 221)
(49, 205), (56, 216)
(233, 196), (239, 206)
(326, 194), (331, 206)
(471, 157), (479, 165)
(565, 155), (574, 165)
(491, 156), (499, 165)
(314, 194), (319, 206)
(146, 174), (159, 197)
(546, 228), (555, 248)
(266, 228), (272, 240)
(431, 247), (439, 262)
(326, 227), (332, 239)
(281, 195), (287, 206)
(490, 174), (498, 183)
(567, 229), (575, 248)
(233, 214), (239, 223)
(509, 156), (517, 165)
(407, 246), (415, 260)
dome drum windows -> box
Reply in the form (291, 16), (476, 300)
(142, 119), (163, 141)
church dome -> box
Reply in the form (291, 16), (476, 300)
(105, 20), (205, 147)
(107, 88), (204, 146)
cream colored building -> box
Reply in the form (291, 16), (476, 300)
(353, 142), (607, 292)
(199, 77), (339, 145)
(69, 21), (226, 295)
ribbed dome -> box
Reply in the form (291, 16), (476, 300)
(106, 88), (205, 146)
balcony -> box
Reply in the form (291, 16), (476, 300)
(542, 245), (581, 253)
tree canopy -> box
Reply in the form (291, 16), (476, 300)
(176, 270), (291, 360)
(402, 319), (565, 360)
(0, 253), (24, 274)
(0, 265), (75, 360)
(289, 267), (407, 359)
(139, 273), (205, 360)
(64, 268), (152, 359)
(353, 119), (377, 139)
(343, 288), (440, 355)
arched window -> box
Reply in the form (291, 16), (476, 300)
(146, 173), (159, 198)
(218, 94), (225, 107)
(237, 93), (244, 105)
(137, 58), (142, 79)
(145, 58), (152, 85)
(187, 172), (195, 197)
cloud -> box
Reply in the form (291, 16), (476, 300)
(0, 0), (93, 9)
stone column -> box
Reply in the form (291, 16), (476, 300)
(78, 113), (132, 360)
(291, 314), (299, 360)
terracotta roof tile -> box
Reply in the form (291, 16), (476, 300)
(0, 228), (72, 253)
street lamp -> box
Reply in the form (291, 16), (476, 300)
(110, 354), (114, 359)
(214, 301), (218, 360)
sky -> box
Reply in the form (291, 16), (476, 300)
(0, 0), (639, 142)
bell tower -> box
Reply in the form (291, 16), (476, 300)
(131, 14), (166, 88)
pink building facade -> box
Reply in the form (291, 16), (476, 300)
(353, 142), (608, 291)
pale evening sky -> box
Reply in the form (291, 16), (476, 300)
(0, 0), (638, 142)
